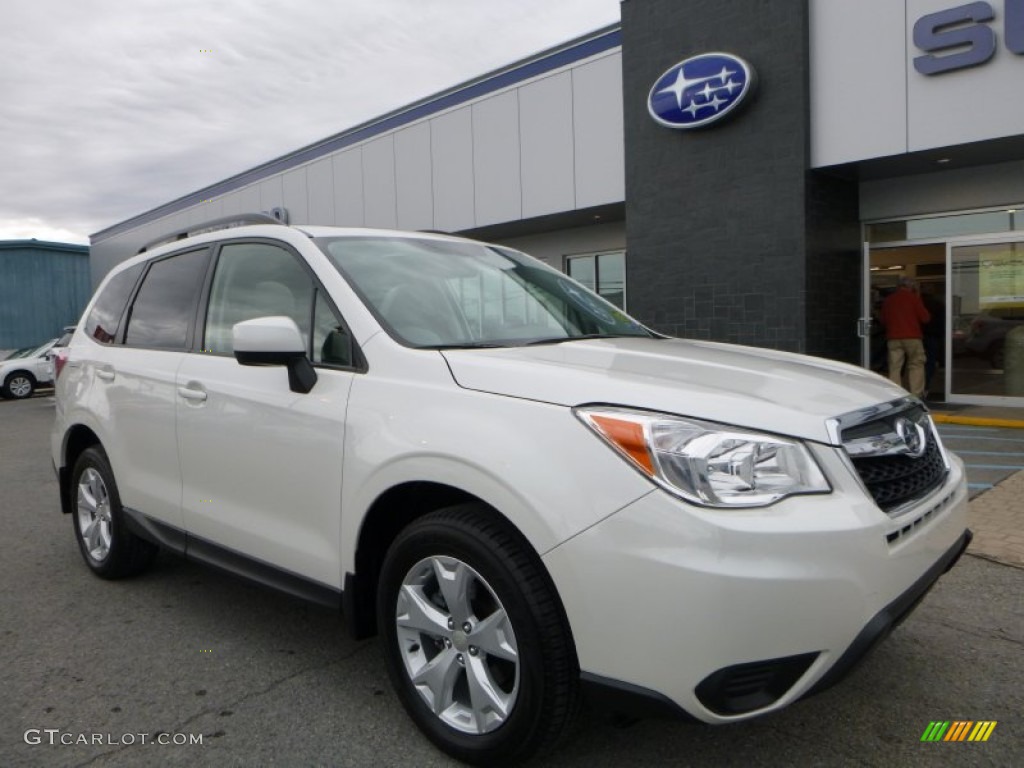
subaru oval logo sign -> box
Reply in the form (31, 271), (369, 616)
(648, 52), (756, 130)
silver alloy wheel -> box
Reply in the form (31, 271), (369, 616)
(77, 467), (113, 562)
(396, 555), (520, 734)
(9, 376), (32, 397)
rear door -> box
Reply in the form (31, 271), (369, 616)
(87, 248), (211, 529)
(175, 240), (355, 588)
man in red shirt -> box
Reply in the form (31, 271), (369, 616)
(881, 277), (931, 398)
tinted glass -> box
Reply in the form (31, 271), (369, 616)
(124, 250), (208, 349)
(204, 243), (314, 355)
(84, 264), (144, 344)
(318, 237), (650, 348)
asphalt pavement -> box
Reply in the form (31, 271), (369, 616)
(1, 396), (1021, 767)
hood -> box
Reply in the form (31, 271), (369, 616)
(441, 337), (906, 444)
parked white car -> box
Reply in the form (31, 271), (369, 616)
(52, 216), (970, 765)
(1, 338), (57, 399)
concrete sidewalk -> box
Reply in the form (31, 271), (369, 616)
(966, 468), (1024, 569)
(926, 404), (1024, 568)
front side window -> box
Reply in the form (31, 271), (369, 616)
(316, 236), (649, 348)
(124, 251), (208, 349)
(204, 242), (314, 355)
(85, 263), (144, 344)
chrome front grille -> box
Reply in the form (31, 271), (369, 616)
(834, 399), (950, 514)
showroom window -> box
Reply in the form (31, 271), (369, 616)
(565, 251), (626, 309)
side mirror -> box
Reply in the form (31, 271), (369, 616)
(232, 316), (317, 394)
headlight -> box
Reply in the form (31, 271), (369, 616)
(576, 406), (831, 508)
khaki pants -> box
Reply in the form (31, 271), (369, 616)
(888, 338), (927, 397)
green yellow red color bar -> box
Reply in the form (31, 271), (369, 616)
(921, 721), (997, 742)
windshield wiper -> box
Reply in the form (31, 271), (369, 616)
(523, 333), (635, 346)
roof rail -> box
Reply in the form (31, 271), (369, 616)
(137, 212), (287, 254)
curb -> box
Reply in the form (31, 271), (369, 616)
(931, 413), (1024, 429)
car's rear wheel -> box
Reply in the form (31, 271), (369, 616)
(2, 372), (35, 399)
(71, 446), (157, 578)
(377, 505), (577, 766)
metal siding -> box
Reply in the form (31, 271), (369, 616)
(333, 149), (365, 226)
(573, 53), (625, 208)
(810, 0), (907, 167)
(283, 167), (309, 224)
(519, 72), (576, 218)
(221, 185), (261, 217)
(306, 158), (335, 225)
(431, 108), (476, 232)
(0, 246), (91, 348)
(473, 91), (522, 227)
(394, 123), (434, 231)
(259, 175), (284, 212)
(363, 136), (398, 229)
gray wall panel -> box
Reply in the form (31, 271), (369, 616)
(810, 0), (906, 167)
(573, 54), (624, 208)
(259, 176), (284, 212)
(394, 123), (434, 231)
(362, 137), (397, 229)
(906, 0), (1024, 152)
(519, 72), (575, 218)
(431, 109), (475, 232)
(473, 92), (522, 227)
(220, 185), (260, 217)
(306, 158), (335, 225)
(861, 161), (1024, 220)
(282, 167), (309, 224)
(333, 150), (364, 226)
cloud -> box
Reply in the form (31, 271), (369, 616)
(0, 0), (620, 243)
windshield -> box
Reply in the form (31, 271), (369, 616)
(316, 236), (653, 348)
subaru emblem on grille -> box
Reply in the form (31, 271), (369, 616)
(895, 417), (928, 459)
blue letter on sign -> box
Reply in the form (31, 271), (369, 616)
(913, 1), (996, 74)
(1008, 0), (1024, 53)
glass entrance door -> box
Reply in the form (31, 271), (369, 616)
(950, 238), (1024, 401)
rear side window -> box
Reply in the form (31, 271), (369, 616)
(84, 264), (144, 344)
(124, 250), (209, 349)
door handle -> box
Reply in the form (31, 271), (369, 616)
(177, 386), (208, 402)
(96, 366), (115, 382)
(856, 317), (873, 338)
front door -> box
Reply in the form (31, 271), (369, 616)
(176, 240), (355, 588)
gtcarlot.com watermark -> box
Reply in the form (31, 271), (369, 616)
(25, 729), (203, 747)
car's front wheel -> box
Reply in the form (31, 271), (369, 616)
(2, 372), (35, 399)
(71, 446), (157, 578)
(377, 505), (578, 766)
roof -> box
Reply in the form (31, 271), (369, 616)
(0, 239), (89, 254)
(92, 23), (622, 243)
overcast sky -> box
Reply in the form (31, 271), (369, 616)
(1, 0), (621, 244)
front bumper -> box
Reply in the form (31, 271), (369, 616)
(542, 450), (970, 722)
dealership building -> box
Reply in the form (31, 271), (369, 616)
(91, 0), (1024, 405)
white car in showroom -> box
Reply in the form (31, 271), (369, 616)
(1, 337), (57, 399)
(52, 216), (970, 765)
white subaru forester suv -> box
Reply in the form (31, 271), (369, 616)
(52, 216), (970, 765)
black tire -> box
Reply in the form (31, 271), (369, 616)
(70, 446), (157, 579)
(377, 504), (578, 766)
(2, 371), (35, 399)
